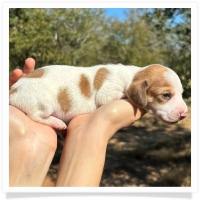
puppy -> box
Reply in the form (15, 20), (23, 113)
(9, 64), (187, 130)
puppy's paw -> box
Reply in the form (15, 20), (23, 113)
(44, 116), (67, 130)
(53, 121), (67, 130)
(30, 114), (67, 130)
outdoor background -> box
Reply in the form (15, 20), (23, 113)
(9, 8), (191, 187)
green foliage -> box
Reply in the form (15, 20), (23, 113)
(9, 8), (106, 68)
(142, 8), (191, 97)
(9, 8), (191, 98)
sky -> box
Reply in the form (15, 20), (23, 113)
(104, 8), (184, 24)
(104, 8), (128, 21)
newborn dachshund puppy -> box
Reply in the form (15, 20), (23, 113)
(9, 64), (187, 130)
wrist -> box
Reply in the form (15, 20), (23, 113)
(90, 100), (143, 141)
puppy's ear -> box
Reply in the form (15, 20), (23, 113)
(126, 80), (148, 108)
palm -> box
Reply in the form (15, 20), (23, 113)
(9, 105), (57, 150)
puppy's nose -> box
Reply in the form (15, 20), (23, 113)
(179, 112), (187, 120)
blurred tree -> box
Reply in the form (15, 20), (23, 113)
(48, 8), (107, 66)
(9, 8), (106, 70)
(9, 8), (191, 98)
(123, 9), (163, 66)
(143, 8), (191, 97)
(9, 9), (53, 69)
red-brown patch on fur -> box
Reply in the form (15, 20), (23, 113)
(79, 74), (91, 98)
(133, 64), (168, 82)
(57, 88), (71, 114)
(24, 68), (45, 78)
(94, 68), (109, 91)
(126, 64), (173, 108)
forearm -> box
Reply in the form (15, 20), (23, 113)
(55, 115), (107, 186)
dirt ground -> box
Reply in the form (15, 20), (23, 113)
(42, 103), (191, 187)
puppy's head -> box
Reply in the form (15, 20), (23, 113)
(126, 64), (188, 124)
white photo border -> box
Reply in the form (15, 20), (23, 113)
(1, 0), (198, 194)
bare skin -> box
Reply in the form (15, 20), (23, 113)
(9, 58), (146, 186)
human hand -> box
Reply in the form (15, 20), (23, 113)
(9, 57), (57, 150)
(9, 57), (56, 139)
(56, 100), (146, 186)
(9, 58), (57, 186)
(9, 58), (35, 89)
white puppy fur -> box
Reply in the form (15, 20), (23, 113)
(9, 64), (188, 129)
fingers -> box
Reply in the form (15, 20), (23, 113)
(23, 58), (35, 74)
(9, 58), (36, 89)
(9, 69), (23, 89)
